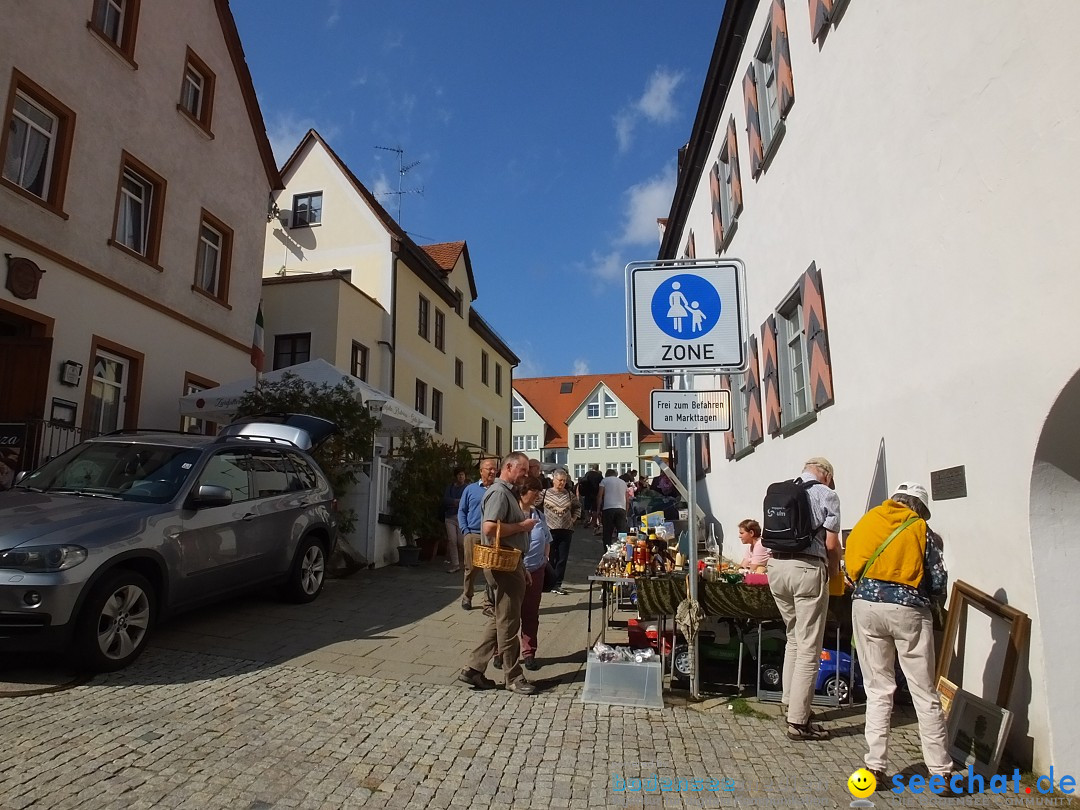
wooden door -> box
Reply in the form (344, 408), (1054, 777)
(0, 337), (52, 420)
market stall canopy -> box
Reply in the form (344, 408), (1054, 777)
(178, 358), (435, 433)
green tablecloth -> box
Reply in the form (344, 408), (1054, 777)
(634, 575), (852, 627)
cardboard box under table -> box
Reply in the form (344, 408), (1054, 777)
(634, 574), (854, 706)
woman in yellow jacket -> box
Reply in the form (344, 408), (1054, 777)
(845, 482), (952, 784)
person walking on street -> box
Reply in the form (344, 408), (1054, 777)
(518, 476), (552, 671)
(460, 452), (539, 695)
(768, 457), (842, 741)
(597, 469), (629, 546)
(846, 482), (952, 781)
(442, 467), (468, 574)
(458, 458), (497, 612)
(538, 469), (581, 595)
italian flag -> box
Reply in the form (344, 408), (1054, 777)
(251, 301), (265, 370)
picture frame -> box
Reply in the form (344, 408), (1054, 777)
(59, 360), (83, 387)
(935, 580), (1030, 708)
(937, 676), (958, 718)
(946, 688), (1013, 777)
(50, 398), (78, 427)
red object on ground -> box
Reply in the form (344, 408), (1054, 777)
(627, 618), (675, 655)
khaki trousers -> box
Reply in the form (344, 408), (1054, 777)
(853, 600), (952, 775)
(467, 566), (527, 684)
(462, 533), (487, 601)
(768, 556), (829, 726)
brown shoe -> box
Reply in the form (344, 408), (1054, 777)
(505, 679), (538, 696)
(458, 668), (497, 690)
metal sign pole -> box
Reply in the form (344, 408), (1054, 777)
(683, 371), (699, 699)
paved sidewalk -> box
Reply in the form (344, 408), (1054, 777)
(0, 529), (1020, 809)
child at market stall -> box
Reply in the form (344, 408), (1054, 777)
(738, 518), (771, 573)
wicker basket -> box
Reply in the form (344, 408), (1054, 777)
(472, 520), (522, 573)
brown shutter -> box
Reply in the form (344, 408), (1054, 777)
(772, 0), (795, 119)
(801, 262), (834, 410)
(743, 65), (764, 179)
(761, 316), (782, 436)
(808, 0), (833, 43)
(746, 335), (764, 445)
(709, 162), (724, 253)
(719, 373), (735, 460)
(687, 231), (696, 259)
(726, 117), (743, 216)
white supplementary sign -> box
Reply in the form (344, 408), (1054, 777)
(625, 258), (748, 374)
(650, 390), (731, 433)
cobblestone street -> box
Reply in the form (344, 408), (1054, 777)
(0, 534), (1021, 809)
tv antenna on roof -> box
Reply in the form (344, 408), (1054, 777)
(374, 145), (424, 224)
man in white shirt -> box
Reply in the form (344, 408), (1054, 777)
(597, 469), (629, 546)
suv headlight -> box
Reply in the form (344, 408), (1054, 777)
(0, 545), (88, 573)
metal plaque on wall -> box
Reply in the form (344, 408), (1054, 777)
(930, 465), (967, 501)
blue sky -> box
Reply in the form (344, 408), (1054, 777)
(232, 2), (721, 378)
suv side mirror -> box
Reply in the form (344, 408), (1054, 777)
(191, 484), (233, 508)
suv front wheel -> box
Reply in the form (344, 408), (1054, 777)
(283, 535), (327, 603)
(75, 569), (156, 672)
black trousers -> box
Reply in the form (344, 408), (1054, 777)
(602, 508), (628, 546)
(549, 528), (573, 588)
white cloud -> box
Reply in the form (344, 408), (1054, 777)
(618, 167), (677, 246)
(637, 68), (683, 123)
(572, 359), (590, 376)
(325, 0), (341, 27)
(585, 249), (624, 282)
(265, 111), (318, 166)
(614, 68), (685, 153)
(512, 342), (543, 379)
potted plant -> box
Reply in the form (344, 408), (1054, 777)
(387, 430), (474, 565)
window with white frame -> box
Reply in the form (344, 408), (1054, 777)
(587, 395), (600, 419)
(643, 461), (653, 477)
(717, 143), (737, 239)
(619, 431), (632, 448)
(604, 393), (617, 417)
(778, 294), (810, 424)
(755, 28), (782, 154)
(178, 49), (215, 133)
(605, 432), (618, 448)
(90, 0), (140, 60)
(292, 191), (322, 227)
(525, 435), (538, 451)
(587, 433), (600, 449)
(619, 462), (633, 475)
(194, 214), (231, 302)
(574, 464), (587, 479)
(4, 93), (58, 200)
(512, 435), (525, 451)
(573, 433), (586, 449)
(511, 396), (524, 421)
(113, 157), (164, 262)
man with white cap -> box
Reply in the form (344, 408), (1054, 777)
(768, 457), (842, 741)
(845, 482), (951, 783)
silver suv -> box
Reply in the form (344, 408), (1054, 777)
(0, 415), (338, 671)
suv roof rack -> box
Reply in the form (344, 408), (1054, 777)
(102, 429), (192, 437)
(217, 434), (300, 449)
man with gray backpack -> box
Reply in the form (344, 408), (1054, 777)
(761, 457), (842, 740)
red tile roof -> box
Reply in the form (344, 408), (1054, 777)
(421, 242), (465, 270)
(513, 374), (666, 448)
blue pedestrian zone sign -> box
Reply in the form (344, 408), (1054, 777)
(626, 259), (748, 374)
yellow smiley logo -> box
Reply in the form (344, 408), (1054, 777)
(847, 768), (877, 798)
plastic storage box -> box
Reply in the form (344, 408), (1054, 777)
(580, 651), (664, 709)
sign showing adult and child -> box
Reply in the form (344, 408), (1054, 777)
(625, 259), (748, 374)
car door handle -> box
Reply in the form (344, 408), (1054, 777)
(298, 499), (311, 507)
(241, 512), (257, 521)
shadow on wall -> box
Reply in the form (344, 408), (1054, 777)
(270, 212), (318, 263)
(1028, 368), (1080, 772)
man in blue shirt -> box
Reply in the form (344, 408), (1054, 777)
(458, 457), (498, 611)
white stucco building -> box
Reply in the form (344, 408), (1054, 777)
(0, 1), (279, 466)
(657, 0), (1080, 773)
(513, 375), (664, 481)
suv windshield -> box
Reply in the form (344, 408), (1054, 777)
(18, 442), (203, 504)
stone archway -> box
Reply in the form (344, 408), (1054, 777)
(1029, 370), (1080, 772)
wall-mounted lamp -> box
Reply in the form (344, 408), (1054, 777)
(266, 195), (281, 223)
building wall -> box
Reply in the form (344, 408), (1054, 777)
(565, 385), (645, 476)
(1, 2), (273, 430)
(510, 393), (546, 455)
(264, 139), (394, 310)
(664, 0), (1080, 772)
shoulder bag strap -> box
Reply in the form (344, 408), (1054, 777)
(856, 515), (920, 583)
